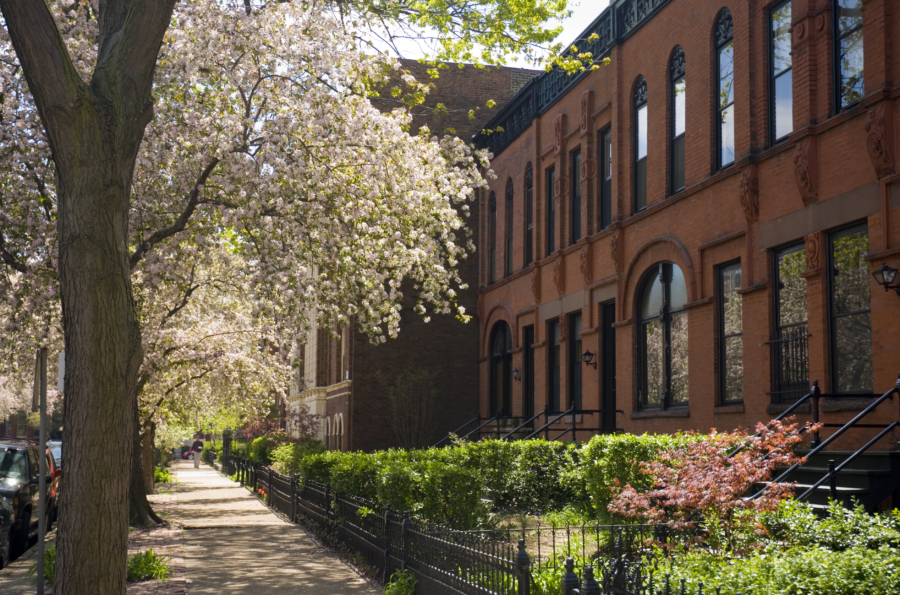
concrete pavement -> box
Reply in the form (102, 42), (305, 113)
(175, 461), (378, 595)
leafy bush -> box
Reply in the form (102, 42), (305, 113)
(27, 546), (55, 585)
(153, 467), (174, 483)
(762, 499), (900, 551)
(127, 549), (171, 581)
(270, 439), (327, 475)
(383, 569), (417, 595)
(229, 441), (247, 459)
(248, 435), (281, 464)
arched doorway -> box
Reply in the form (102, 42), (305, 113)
(489, 321), (513, 417)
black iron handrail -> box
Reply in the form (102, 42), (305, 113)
(501, 405), (547, 440)
(458, 414), (500, 442)
(727, 381), (822, 459)
(753, 373), (900, 501)
(523, 403), (577, 440)
(433, 414), (481, 447)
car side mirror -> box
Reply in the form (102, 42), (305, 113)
(53, 469), (61, 479)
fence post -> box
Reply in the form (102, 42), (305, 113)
(811, 380), (821, 447)
(291, 474), (298, 522)
(238, 459), (244, 486)
(325, 484), (332, 532)
(383, 505), (394, 584)
(581, 566), (600, 595)
(561, 557), (580, 595)
(515, 539), (531, 595)
(269, 467), (274, 504)
(401, 511), (411, 570)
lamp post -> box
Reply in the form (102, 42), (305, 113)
(872, 262), (900, 296)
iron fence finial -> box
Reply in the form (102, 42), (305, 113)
(581, 566), (600, 595)
(562, 557), (580, 595)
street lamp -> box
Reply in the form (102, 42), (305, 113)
(512, 368), (521, 381)
(872, 262), (900, 297)
(581, 350), (597, 369)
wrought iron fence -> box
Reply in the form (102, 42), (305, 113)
(225, 458), (732, 595)
(770, 323), (809, 403)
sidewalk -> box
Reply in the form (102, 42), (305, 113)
(175, 460), (378, 595)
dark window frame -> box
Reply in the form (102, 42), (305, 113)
(833, 0), (864, 111)
(826, 221), (872, 395)
(571, 148), (582, 244)
(717, 260), (743, 404)
(715, 9), (735, 170)
(546, 166), (556, 255)
(599, 127), (612, 230)
(523, 325), (535, 419)
(633, 77), (648, 213)
(505, 179), (514, 276)
(568, 311), (583, 410)
(488, 191), (497, 283)
(489, 322), (513, 417)
(768, 0), (793, 144)
(524, 164), (534, 266)
(771, 242), (809, 403)
(670, 46), (686, 194)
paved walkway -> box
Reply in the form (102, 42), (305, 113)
(176, 461), (378, 595)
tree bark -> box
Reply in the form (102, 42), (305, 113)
(0, 2), (176, 593)
(129, 401), (162, 528)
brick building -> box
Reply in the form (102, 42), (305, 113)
(475, 0), (900, 447)
(286, 62), (539, 452)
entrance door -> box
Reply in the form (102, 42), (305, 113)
(600, 301), (617, 432)
(489, 322), (513, 417)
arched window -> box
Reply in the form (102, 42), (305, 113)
(670, 47), (686, 193)
(489, 192), (497, 283)
(505, 180), (514, 276)
(834, 0), (863, 109)
(524, 165), (534, 266)
(638, 262), (689, 409)
(489, 321), (513, 417)
(715, 9), (735, 168)
(633, 77), (648, 212)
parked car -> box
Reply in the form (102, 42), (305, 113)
(0, 496), (12, 569)
(181, 450), (196, 460)
(0, 440), (60, 558)
(47, 440), (62, 469)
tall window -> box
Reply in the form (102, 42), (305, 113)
(548, 319), (561, 412)
(638, 263), (689, 409)
(16, 411), (27, 437)
(770, 1), (793, 142)
(716, 9), (735, 168)
(489, 192), (497, 283)
(505, 180), (514, 276)
(670, 47), (686, 193)
(523, 325), (535, 419)
(772, 244), (808, 402)
(599, 128), (612, 229)
(634, 77), (648, 212)
(489, 322), (512, 416)
(718, 262), (743, 403)
(571, 149), (582, 244)
(546, 166), (556, 255)
(568, 312), (583, 410)
(835, 0), (864, 109)
(829, 224), (872, 393)
(524, 165), (534, 266)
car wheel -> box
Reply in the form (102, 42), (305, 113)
(188, 453), (194, 460)
(11, 511), (29, 559)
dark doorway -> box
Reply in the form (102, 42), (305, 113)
(523, 325), (535, 420)
(489, 322), (513, 417)
(600, 301), (617, 432)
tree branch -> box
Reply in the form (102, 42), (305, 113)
(0, 229), (27, 273)
(129, 158), (220, 269)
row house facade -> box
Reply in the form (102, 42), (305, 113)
(477, 0), (900, 446)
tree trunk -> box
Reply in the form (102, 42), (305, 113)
(0, 3), (177, 593)
(143, 421), (156, 493)
(129, 401), (162, 528)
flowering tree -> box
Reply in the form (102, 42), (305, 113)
(608, 420), (815, 553)
(0, 0), (568, 590)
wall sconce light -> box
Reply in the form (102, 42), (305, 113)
(872, 262), (900, 297)
(581, 350), (597, 369)
(512, 368), (521, 381)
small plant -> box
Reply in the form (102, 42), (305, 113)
(384, 569), (417, 595)
(228, 472), (239, 482)
(27, 546), (55, 585)
(127, 548), (172, 582)
(154, 466), (174, 483)
(257, 487), (268, 501)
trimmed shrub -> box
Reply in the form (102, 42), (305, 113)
(269, 440), (327, 475)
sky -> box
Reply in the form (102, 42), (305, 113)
(516, 0), (612, 68)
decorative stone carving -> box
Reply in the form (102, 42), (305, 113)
(865, 102), (895, 178)
(670, 46), (685, 80)
(793, 137), (818, 206)
(531, 266), (541, 305)
(553, 114), (566, 155)
(580, 159), (596, 181)
(795, 21), (806, 42)
(815, 14), (825, 32)
(553, 176), (570, 197)
(715, 9), (733, 47)
(580, 91), (593, 134)
(633, 77), (647, 107)
(552, 257), (565, 297)
(558, 312), (567, 342)
(739, 164), (759, 223)
(805, 233), (820, 270)
(580, 243), (593, 284)
(610, 231), (623, 274)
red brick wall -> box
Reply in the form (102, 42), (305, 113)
(479, 0), (900, 449)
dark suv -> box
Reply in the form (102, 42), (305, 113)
(0, 440), (59, 557)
